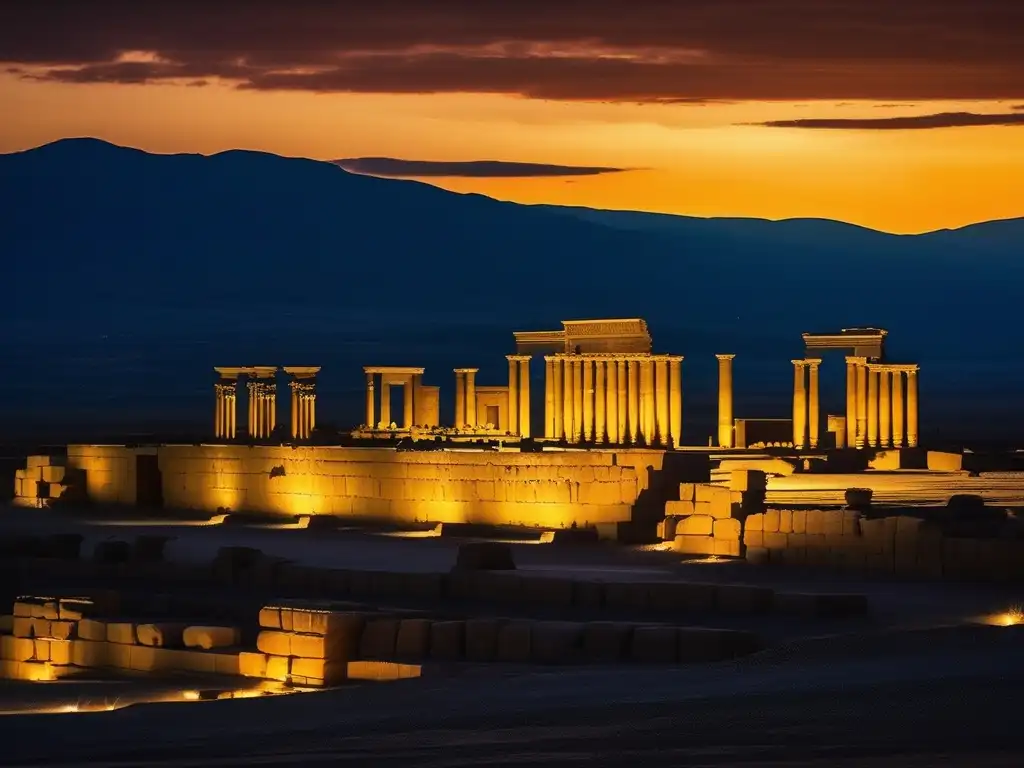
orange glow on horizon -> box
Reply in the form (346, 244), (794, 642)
(1, 72), (1022, 233)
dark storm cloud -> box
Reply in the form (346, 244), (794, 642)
(2, 1), (1022, 101)
(757, 111), (1024, 129)
(335, 158), (630, 177)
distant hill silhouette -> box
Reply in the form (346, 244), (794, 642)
(2, 138), (1023, 443)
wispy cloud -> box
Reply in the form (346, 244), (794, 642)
(755, 111), (1024, 130)
(334, 158), (631, 178)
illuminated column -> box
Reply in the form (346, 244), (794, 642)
(616, 359), (627, 445)
(606, 357), (619, 443)
(878, 367), (891, 447)
(716, 354), (735, 448)
(380, 382), (392, 428)
(518, 358), (531, 438)
(226, 386), (236, 439)
(562, 357), (573, 440)
(465, 369), (478, 428)
(571, 358), (583, 442)
(867, 366), (879, 447)
(807, 358), (821, 449)
(669, 356), (683, 449)
(544, 357), (555, 438)
(594, 358), (606, 443)
(792, 360), (807, 449)
(247, 380), (259, 439)
(845, 357), (858, 448)
(582, 357), (594, 442)
(856, 360), (868, 449)
(553, 357), (564, 439)
(506, 356), (519, 435)
(906, 366), (919, 448)
(454, 370), (465, 428)
(403, 378), (414, 429)
(655, 357), (669, 446)
(214, 384), (224, 439)
(307, 391), (317, 438)
(892, 370), (904, 447)
(627, 359), (640, 443)
(291, 381), (301, 438)
(364, 373), (375, 429)
(266, 382), (277, 438)
(641, 358), (655, 445)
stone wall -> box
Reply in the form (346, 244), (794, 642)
(66, 445), (667, 529)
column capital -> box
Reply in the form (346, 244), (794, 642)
(715, 354), (736, 361)
(791, 359), (809, 367)
(453, 367), (479, 374)
(805, 357), (822, 367)
(282, 366), (320, 378)
(845, 355), (868, 364)
(662, 354), (684, 363)
(506, 355), (532, 362)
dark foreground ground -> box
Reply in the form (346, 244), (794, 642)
(0, 626), (1022, 766)
(2, 506), (1023, 765)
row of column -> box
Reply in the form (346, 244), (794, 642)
(506, 355), (532, 437)
(214, 368), (318, 441)
(791, 357), (919, 450)
(453, 368), (478, 429)
(844, 358), (919, 449)
(543, 355), (682, 446)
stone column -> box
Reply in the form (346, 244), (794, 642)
(507, 356), (519, 435)
(867, 367), (879, 447)
(214, 384), (224, 439)
(226, 388), (236, 439)
(454, 370), (465, 428)
(380, 382), (392, 428)
(403, 378), (414, 429)
(845, 357), (858, 449)
(553, 357), (564, 439)
(655, 357), (669, 446)
(715, 354), (735, 448)
(561, 357), (573, 440)
(308, 392), (317, 437)
(892, 370), (904, 447)
(606, 357), (619, 443)
(291, 382), (301, 438)
(641, 358), (655, 445)
(247, 380), (259, 439)
(807, 359), (821, 449)
(266, 383), (277, 437)
(879, 367), (891, 447)
(518, 358), (531, 438)
(582, 357), (594, 442)
(465, 369), (478, 428)
(571, 358), (583, 443)
(616, 359), (627, 445)
(594, 358), (606, 443)
(544, 357), (555, 438)
(856, 360), (868, 449)
(365, 373), (375, 429)
(906, 366), (919, 448)
(627, 359), (640, 443)
(669, 356), (683, 449)
(792, 360), (807, 449)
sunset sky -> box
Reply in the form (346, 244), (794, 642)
(2, 1), (1023, 233)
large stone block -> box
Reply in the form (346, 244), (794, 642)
(290, 657), (347, 686)
(137, 623), (186, 648)
(429, 621), (465, 660)
(239, 651), (268, 678)
(496, 620), (533, 662)
(713, 518), (742, 541)
(256, 630), (292, 657)
(359, 618), (400, 660)
(530, 621), (583, 664)
(677, 627), (760, 661)
(773, 592), (869, 618)
(674, 534), (716, 556)
(745, 513), (764, 531)
(183, 626), (240, 650)
(395, 619), (432, 659)
(715, 584), (774, 614)
(106, 622), (136, 645)
(630, 626), (677, 663)
(582, 621), (633, 662)
(464, 618), (504, 662)
(676, 515), (714, 536)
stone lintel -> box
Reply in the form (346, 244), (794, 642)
(506, 354), (533, 362)
(364, 366), (426, 375)
(283, 366), (321, 378)
(715, 354), (736, 361)
(844, 356), (869, 364)
(453, 367), (480, 374)
(214, 366), (252, 379)
(870, 363), (919, 372)
(248, 366), (278, 379)
(791, 359), (809, 366)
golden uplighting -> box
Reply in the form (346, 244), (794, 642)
(993, 605), (1024, 627)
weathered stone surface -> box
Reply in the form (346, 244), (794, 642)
(359, 618), (400, 660)
(773, 592), (869, 618)
(715, 584), (774, 614)
(677, 627), (760, 661)
(582, 621), (633, 662)
(464, 618), (504, 662)
(136, 623), (186, 648)
(530, 621), (583, 664)
(630, 626), (677, 663)
(394, 619), (432, 659)
(454, 542), (516, 571)
(496, 620), (532, 662)
(429, 621), (465, 660)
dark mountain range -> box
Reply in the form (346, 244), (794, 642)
(1, 138), (1022, 443)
